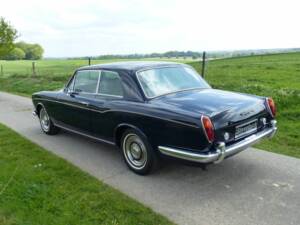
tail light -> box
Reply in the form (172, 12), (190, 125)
(201, 115), (215, 143)
(266, 97), (276, 117)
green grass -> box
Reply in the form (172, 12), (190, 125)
(0, 53), (299, 158)
(0, 123), (174, 225)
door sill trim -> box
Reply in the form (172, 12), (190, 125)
(54, 122), (115, 146)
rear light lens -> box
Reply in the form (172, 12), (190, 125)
(266, 97), (276, 117)
(201, 116), (215, 143)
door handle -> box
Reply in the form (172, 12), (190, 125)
(79, 101), (90, 106)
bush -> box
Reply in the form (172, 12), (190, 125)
(4, 47), (25, 60)
(15, 41), (44, 59)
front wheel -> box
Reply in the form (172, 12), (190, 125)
(39, 106), (60, 135)
(121, 129), (159, 175)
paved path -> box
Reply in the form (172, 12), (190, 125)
(0, 91), (299, 225)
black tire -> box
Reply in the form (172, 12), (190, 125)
(121, 129), (160, 175)
(39, 106), (60, 135)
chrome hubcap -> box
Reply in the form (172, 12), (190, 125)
(123, 134), (147, 169)
(40, 108), (50, 132)
(130, 143), (142, 160)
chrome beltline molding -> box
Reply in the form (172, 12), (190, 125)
(158, 120), (277, 164)
(33, 97), (199, 128)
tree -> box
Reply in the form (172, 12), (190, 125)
(15, 41), (44, 60)
(25, 44), (43, 60)
(4, 47), (25, 60)
(0, 17), (18, 58)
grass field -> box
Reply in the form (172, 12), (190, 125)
(0, 123), (173, 225)
(0, 53), (299, 158)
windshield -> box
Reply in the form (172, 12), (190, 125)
(137, 66), (210, 98)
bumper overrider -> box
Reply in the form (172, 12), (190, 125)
(158, 120), (277, 164)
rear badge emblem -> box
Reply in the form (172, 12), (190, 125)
(240, 109), (255, 117)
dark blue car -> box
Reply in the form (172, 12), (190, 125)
(32, 61), (277, 175)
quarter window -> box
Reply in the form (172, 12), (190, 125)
(73, 70), (100, 93)
(67, 76), (75, 91)
(98, 71), (123, 97)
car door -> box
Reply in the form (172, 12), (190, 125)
(89, 70), (124, 141)
(55, 70), (101, 134)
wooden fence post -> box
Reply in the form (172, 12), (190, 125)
(201, 51), (206, 78)
(32, 62), (36, 77)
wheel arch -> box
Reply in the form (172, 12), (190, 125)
(114, 123), (148, 148)
(36, 102), (46, 117)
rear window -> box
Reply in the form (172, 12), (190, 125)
(137, 66), (210, 98)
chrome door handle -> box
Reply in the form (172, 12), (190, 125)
(79, 101), (90, 106)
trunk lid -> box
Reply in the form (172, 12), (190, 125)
(151, 88), (268, 143)
(151, 88), (266, 122)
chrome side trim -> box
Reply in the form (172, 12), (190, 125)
(53, 122), (115, 146)
(159, 120), (277, 164)
(33, 98), (198, 128)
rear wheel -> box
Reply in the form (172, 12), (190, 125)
(39, 106), (60, 135)
(121, 129), (159, 175)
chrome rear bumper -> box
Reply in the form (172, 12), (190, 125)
(158, 120), (277, 164)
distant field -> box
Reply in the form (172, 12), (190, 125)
(0, 58), (194, 95)
(0, 57), (195, 77)
(0, 53), (299, 158)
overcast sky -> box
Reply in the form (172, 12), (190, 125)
(1, 0), (299, 57)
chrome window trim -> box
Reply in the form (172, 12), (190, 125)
(66, 75), (76, 92)
(135, 65), (210, 99)
(96, 71), (102, 93)
(95, 93), (123, 98)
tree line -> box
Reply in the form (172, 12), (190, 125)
(0, 17), (44, 60)
(69, 51), (203, 60)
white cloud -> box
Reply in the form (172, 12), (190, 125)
(0, 0), (299, 57)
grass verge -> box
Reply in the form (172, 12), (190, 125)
(0, 123), (173, 225)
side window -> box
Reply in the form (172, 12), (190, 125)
(98, 71), (123, 97)
(74, 70), (100, 94)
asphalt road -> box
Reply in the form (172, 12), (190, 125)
(0, 91), (299, 225)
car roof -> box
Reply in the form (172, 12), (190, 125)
(78, 61), (185, 72)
